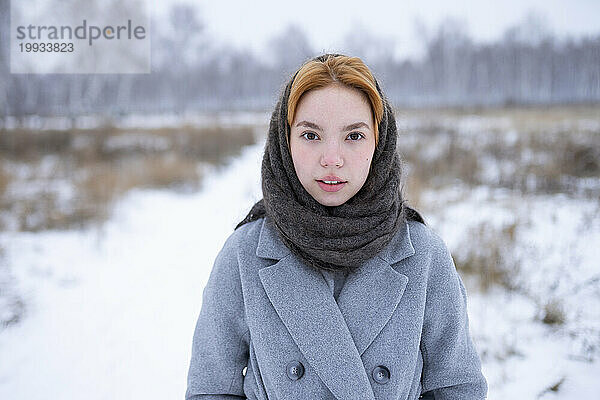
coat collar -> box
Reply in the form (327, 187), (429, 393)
(256, 217), (415, 400)
(255, 217), (291, 260)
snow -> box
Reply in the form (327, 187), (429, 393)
(1, 139), (599, 399)
(425, 184), (600, 386)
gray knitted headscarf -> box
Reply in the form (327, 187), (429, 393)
(236, 53), (423, 272)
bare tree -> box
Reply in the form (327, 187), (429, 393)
(341, 22), (396, 66)
(268, 25), (315, 75)
(3, 9), (599, 117)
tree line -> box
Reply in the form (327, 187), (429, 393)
(1, 2), (598, 118)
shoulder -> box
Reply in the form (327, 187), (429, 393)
(207, 217), (264, 286)
(406, 219), (451, 261)
(404, 220), (459, 289)
(219, 216), (264, 258)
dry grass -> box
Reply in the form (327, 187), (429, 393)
(396, 105), (600, 197)
(453, 221), (521, 292)
(397, 104), (600, 131)
(0, 166), (9, 197)
(0, 124), (257, 231)
(0, 245), (25, 329)
(540, 299), (567, 326)
(0, 125), (257, 162)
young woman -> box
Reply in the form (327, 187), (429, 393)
(186, 54), (487, 400)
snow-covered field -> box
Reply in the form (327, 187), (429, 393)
(1, 129), (599, 399)
(426, 187), (600, 398)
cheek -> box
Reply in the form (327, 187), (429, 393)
(289, 141), (300, 164)
(358, 151), (373, 168)
(363, 160), (372, 177)
(357, 152), (374, 180)
(290, 146), (313, 178)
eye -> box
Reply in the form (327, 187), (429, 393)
(346, 132), (365, 141)
(301, 131), (320, 141)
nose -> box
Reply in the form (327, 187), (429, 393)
(320, 141), (343, 168)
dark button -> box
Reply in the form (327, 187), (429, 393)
(372, 365), (390, 384)
(286, 360), (304, 380)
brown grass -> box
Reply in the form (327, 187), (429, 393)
(396, 105), (600, 197)
(453, 221), (520, 292)
(0, 166), (10, 197)
(397, 104), (600, 131)
(0, 124), (257, 231)
(540, 299), (567, 326)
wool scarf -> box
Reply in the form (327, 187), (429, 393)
(236, 54), (423, 272)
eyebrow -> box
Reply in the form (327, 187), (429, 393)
(295, 120), (371, 132)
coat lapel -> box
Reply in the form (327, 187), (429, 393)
(256, 218), (415, 400)
(338, 258), (408, 356)
(336, 221), (414, 356)
(259, 254), (376, 400)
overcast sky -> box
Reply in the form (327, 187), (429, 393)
(157, 0), (600, 60)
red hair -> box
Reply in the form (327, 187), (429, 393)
(287, 54), (383, 145)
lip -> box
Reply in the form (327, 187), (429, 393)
(318, 175), (347, 183)
(316, 175), (347, 192)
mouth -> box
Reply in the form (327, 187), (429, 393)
(316, 176), (347, 192)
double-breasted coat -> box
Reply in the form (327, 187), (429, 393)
(186, 216), (487, 400)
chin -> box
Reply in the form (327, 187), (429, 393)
(315, 195), (348, 207)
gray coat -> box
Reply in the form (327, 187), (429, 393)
(186, 217), (487, 400)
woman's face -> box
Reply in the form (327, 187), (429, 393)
(289, 83), (376, 207)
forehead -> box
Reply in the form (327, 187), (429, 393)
(293, 84), (372, 124)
